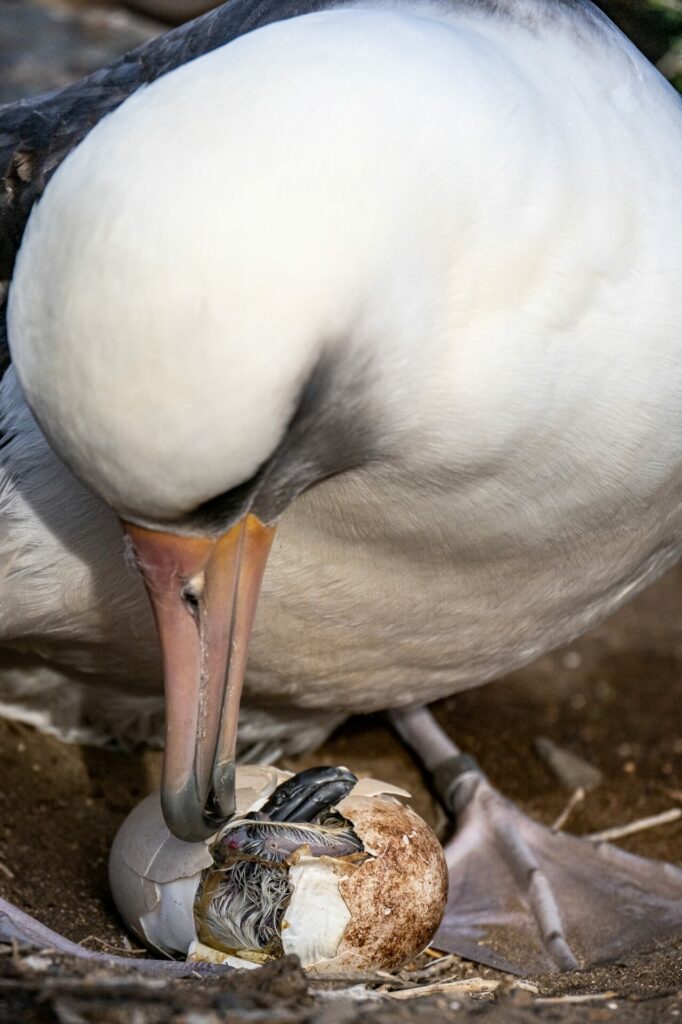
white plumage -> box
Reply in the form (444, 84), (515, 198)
(1, 0), (681, 751)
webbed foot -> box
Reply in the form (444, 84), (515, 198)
(392, 706), (682, 974)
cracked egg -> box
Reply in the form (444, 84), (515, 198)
(109, 765), (447, 972)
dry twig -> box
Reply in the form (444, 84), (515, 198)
(587, 808), (682, 843)
(552, 787), (586, 831)
(78, 935), (147, 956)
(535, 992), (617, 1005)
(0, 860), (15, 880)
(388, 978), (538, 1000)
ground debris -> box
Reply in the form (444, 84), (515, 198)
(0, 950), (315, 1024)
(2, 920), (682, 1024)
(388, 977), (538, 1001)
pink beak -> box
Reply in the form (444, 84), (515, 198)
(123, 515), (275, 841)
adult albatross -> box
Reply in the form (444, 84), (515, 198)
(1, 0), (682, 973)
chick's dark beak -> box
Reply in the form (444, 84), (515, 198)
(123, 514), (275, 841)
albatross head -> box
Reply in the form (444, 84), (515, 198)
(7, 9), (459, 839)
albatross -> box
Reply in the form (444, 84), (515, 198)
(0, 0), (682, 973)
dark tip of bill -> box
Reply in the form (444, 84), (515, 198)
(262, 765), (358, 822)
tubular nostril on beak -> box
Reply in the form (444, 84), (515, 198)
(181, 574), (204, 620)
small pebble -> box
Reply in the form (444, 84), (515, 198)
(534, 736), (603, 791)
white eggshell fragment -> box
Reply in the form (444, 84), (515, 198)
(281, 857), (353, 965)
(108, 765), (290, 957)
(108, 792), (209, 957)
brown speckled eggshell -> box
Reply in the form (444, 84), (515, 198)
(328, 794), (448, 971)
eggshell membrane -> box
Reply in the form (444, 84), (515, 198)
(310, 794), (448, 972)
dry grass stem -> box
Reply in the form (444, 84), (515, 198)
(587, 808), (682, 843)
(535, 992), (618, 1005)
(552, 787), (586, 831)
(388, 978), (538, 1000)
(0, 861), (15, 880)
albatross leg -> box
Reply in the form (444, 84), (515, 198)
(390, 705), (682, 975)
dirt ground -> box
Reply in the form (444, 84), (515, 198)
(1, 1), (681, 1021)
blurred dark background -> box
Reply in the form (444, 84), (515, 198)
(597, 0), (681, 86)
(0, 0), (681, 106)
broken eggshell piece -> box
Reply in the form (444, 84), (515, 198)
(319, 791), (449, 971)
